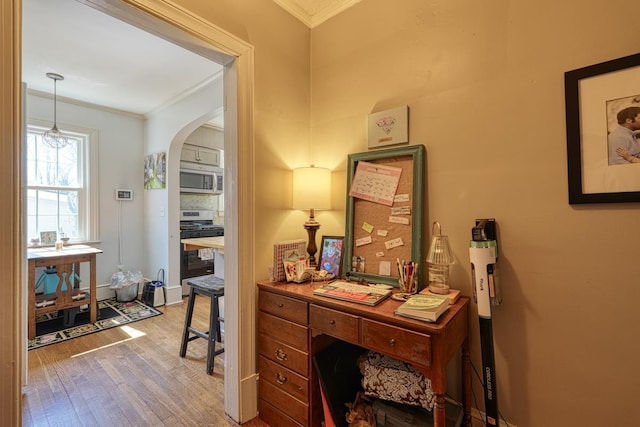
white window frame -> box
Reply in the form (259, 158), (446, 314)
(26, 120), (99, 243)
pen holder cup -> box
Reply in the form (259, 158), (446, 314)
(399, 274), (418, 294)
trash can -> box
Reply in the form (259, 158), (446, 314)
(115, 281), (139, 302)
(110, 270), (143, 302)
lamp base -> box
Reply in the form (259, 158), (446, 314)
(303, 210), (320, 268)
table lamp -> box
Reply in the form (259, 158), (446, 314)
(426, 221), (455, 294)
(292, 166), (331, 268)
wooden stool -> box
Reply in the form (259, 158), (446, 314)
(180, 274), (225, 375)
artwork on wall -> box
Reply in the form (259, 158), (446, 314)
(565, 52), (640, 204)
(367, 105), (409, 149)
(144, 152), (166, 190)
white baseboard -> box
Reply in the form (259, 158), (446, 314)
(164, 284), (184, 305)
(96, 283), (116, 301)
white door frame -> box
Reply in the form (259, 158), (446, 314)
(10, 0), (257, 423)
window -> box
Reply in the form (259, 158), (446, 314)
(26, 123), (98, 244)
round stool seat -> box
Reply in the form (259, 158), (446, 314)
(187, 274), (225, 295)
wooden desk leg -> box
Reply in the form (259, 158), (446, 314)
(89, 255), (97, 324)
(462, 337), (472, 426)
(28, 261), (36, 340)
(433, 394), (446, 427)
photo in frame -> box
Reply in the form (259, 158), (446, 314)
(317, 236), (344, 277)
(565, 52), (640, 204)
(40, 231), (57, 245)
(367, 105), (409, 149)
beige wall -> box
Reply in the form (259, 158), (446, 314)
(311, 0), (640, 425)
(5, 0), (639, 425)
(175, 0), (316, 275)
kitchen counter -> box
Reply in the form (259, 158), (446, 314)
(181, 236), (225, 279)
(181, 236), (224, 251)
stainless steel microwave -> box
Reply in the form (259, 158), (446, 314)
(180, 161), (223, 194)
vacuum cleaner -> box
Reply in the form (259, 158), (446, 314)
(469, 218), (502, 426)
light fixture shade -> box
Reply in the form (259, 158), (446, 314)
(292, 167), (331, 210)
(42, 72), (69, 149)
(426, 221), (455, 265)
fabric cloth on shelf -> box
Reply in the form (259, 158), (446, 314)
(198, 248), (214, 260)
(358, 351), (435, 410)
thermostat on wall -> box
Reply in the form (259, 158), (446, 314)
(115, 189), (133, 201)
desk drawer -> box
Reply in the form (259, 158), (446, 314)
(361, 318), (431, 367)
(310, 305), (359, 343)
(259, 290), (308, 325)
(260, 377), (309, 425)
(259, 356), (308, 403)
(259, 399), (304, 427)
(259, 312), (308, 350)
(259, 333), (308, 376)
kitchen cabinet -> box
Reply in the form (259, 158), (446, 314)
(181, 144), (220, 166)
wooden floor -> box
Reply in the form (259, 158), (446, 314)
(22, 296), (270, 427)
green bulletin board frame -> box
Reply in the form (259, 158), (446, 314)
(343, 145), (425, 286)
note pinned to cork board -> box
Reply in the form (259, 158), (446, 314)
(343, 145), (426, 287)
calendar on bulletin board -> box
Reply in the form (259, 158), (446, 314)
(343, 145), (426, 287)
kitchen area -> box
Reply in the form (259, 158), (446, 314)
(179, 125), (225, 299)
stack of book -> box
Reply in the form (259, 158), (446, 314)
(395, 294), (450, 322)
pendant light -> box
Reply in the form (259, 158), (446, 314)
(42, 72), (69, 149)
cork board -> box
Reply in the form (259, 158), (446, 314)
(343, 145), (426, 287)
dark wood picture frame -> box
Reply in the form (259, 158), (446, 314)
(317, 235), (344, 278)
(565, 52), (640, 204)
(343, 145), (425, 286)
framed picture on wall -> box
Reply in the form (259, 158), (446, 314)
(565, 52), (640, 204)
(317, 235), (344, 278)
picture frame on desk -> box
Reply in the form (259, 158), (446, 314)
(317, 235), (344, 278)
(565, 52), (640, 204)
(39, 231), (57, 245)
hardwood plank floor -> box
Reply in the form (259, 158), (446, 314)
(22, 296), (269, 427)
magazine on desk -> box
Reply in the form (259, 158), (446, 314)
(314, 281), (391, 306)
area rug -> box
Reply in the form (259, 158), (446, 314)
(29, 298), (163, 351)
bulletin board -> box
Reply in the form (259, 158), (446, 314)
(343, 145), (426, 287)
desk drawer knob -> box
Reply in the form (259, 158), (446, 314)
(275, 348), (288, 361)
(329, 320), (336, 326)
(275, 372), (288, 385)
(389, 338), (396, 346)
(277, 303), (284, 308)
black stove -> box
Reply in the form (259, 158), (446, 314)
(180, 221), (224, 233)
(179, 211), (224, 289)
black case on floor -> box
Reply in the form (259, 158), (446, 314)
(372, 399), (463, 427)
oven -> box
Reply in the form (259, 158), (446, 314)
(180, 210), (224, 295)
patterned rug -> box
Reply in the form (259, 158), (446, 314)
(29, 298), (163, 351)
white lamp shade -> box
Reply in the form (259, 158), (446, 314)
(292, 167), (331, 210)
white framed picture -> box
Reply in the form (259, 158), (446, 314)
(367, 105), (409, 149)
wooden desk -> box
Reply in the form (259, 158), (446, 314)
(257, 281), (471, 427)
(28, 245), (103, 339)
